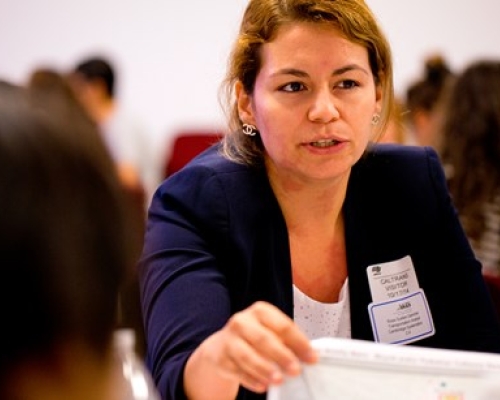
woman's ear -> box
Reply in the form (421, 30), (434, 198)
(235, 81), (256, 125)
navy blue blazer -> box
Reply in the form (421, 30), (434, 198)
(139, 143), (500, 400)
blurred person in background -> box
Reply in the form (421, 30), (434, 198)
(405, 54), (453, 149)
(27, 66), (148, 356)
(27, 67), (99, 136)
(439, 60), (500, 278)
(0, 83), (141, 400)
(27, 67), (147, 229)
(69, 56), (158, 207)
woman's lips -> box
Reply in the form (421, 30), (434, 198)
(309, 139), (340, 148)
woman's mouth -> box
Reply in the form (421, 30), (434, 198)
(310, 139), (340, 148)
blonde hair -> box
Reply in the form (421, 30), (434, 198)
(220, 0), (394, 165)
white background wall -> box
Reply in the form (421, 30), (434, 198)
(1, 0), (499, 173)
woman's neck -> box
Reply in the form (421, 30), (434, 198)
(267, 167), (350, 233)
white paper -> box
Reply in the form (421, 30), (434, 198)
(267, 338), (500, 400)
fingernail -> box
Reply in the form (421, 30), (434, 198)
(286, 360), (301, 375)
(303, 349), (318, 363)
(270, 369), (283, 383)
(252, 382), (266, 393)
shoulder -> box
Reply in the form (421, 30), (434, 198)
(163, 145), (256, 186)
(149, 145), (277, 234)
(106, 106), (149, 136)
(154, 145), (268, 207)
(349, 143), (448, 207)
(353, 144), (443, 184)
(362, 143), (440, 168)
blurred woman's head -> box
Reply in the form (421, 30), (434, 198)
(0, 83), (136, 399)
(439, 60), (500, 243)
(405, 54), (453, 147)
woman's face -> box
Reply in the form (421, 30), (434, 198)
(237, 22), (382, 187)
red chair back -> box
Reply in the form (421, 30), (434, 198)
(164, 132), (223, 178)
(484, 274), (500, 325)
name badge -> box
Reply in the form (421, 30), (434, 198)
(366, 256), (435, 344)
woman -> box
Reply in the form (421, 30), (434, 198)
(139, 1), (500, 399)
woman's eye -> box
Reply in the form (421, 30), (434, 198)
(280, 82), (305, 92)
(338, 79), (359, 89)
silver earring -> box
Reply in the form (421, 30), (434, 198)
(242, 123), (257, 136)
(371, 114), (381, 125)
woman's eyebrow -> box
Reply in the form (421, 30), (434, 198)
(270, 68), (309, 78)
(270, 64), (369, 78)
(333, 64), (370, 76)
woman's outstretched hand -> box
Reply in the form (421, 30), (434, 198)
(184, 301), (318, 399)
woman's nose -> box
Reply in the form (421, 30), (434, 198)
(307, 88), (340, 123)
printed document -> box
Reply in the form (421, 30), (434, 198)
(267, 337), (500, 400)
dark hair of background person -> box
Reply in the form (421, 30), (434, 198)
(405, 54), (453, 147)
(29, 67), (79, 98)
(28, 67), (147, 355)
(0, 83), (140, 396)
(0, 79), (20, 90)
(73, 57), (115, 98)
(406, 54), (452, 116)
(439, 60), (500, 247)
(27, 67), (99, 132)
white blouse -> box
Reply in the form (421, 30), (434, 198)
(293, 278), (351, 339)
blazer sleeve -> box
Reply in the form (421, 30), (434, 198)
(138, 165), (232, 400)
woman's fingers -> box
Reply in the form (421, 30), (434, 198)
(225, 337), (283, 389)
(230, 335), (276, 381)
(196, 301), (318, 394)
(224, 301), (318, 381)
(250, 301), (318, 364)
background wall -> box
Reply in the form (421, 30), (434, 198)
(1, 0), (499, 176)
